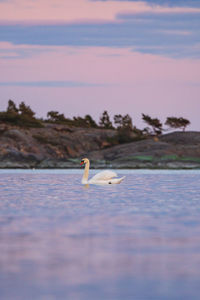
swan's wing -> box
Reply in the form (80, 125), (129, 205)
(90, 170), (117, 181)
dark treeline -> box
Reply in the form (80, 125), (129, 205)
(0, 100), (191, 140)
(0, 100), (42, 128)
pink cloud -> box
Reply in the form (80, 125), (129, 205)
(0, 0), (200, 24)
(1, 43), (199, 84)
(0, 43), (200, 130)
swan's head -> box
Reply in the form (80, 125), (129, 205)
(80, 158), (89, 166)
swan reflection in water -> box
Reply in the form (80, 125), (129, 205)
(84, 183), (90, 189)
(80, 158), (125, 185)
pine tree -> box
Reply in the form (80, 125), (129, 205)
(7, 99), (18, 114)
(165, 117), (190, 131)
(99, 111), (113, 129)
(19, 102), (35, 118)
(142, 113), (163, 135)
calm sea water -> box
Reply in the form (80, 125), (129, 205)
(0, 169), (200, 300)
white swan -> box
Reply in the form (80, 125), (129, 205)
(80, 158), (125, 185)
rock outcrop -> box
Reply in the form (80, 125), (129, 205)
(0, 123), (116, 168)
(0, 123), (200, 169)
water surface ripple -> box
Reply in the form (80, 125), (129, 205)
(0, 169), (200, 300)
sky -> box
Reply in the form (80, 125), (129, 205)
(0, 0), (200, 130)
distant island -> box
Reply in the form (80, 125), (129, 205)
(0, 100), (200, 169)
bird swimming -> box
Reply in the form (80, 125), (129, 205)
(80, 158), (125, 185)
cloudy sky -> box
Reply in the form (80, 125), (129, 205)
(0, 0), (200, 129)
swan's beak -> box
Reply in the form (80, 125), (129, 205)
(80, 161), (84, 166)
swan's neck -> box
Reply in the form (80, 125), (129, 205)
(82, 161), (90, 184)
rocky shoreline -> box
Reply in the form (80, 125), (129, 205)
(0, 123), (200, 169)
(1, 159), (200, 170)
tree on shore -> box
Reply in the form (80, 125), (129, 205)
(165, 117), (190, 131)
(19, 101), (35, 118)
(99, 111), (113, 129)
(142, 113), (163, 135)
(47, 111), (66, 123)
(114, 114), (123, 129)
(47, 111), (98, 128)
(7, 99), (18, 114)
(72, 115), (98, 128)
(113, 113), (138, 143)
(1, 99), (192, 135)
(84, 115), (98, 128)
(0, 100), (42, 127)
(114, 114), (133, 130)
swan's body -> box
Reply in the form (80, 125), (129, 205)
(80, 158), (125, 185)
